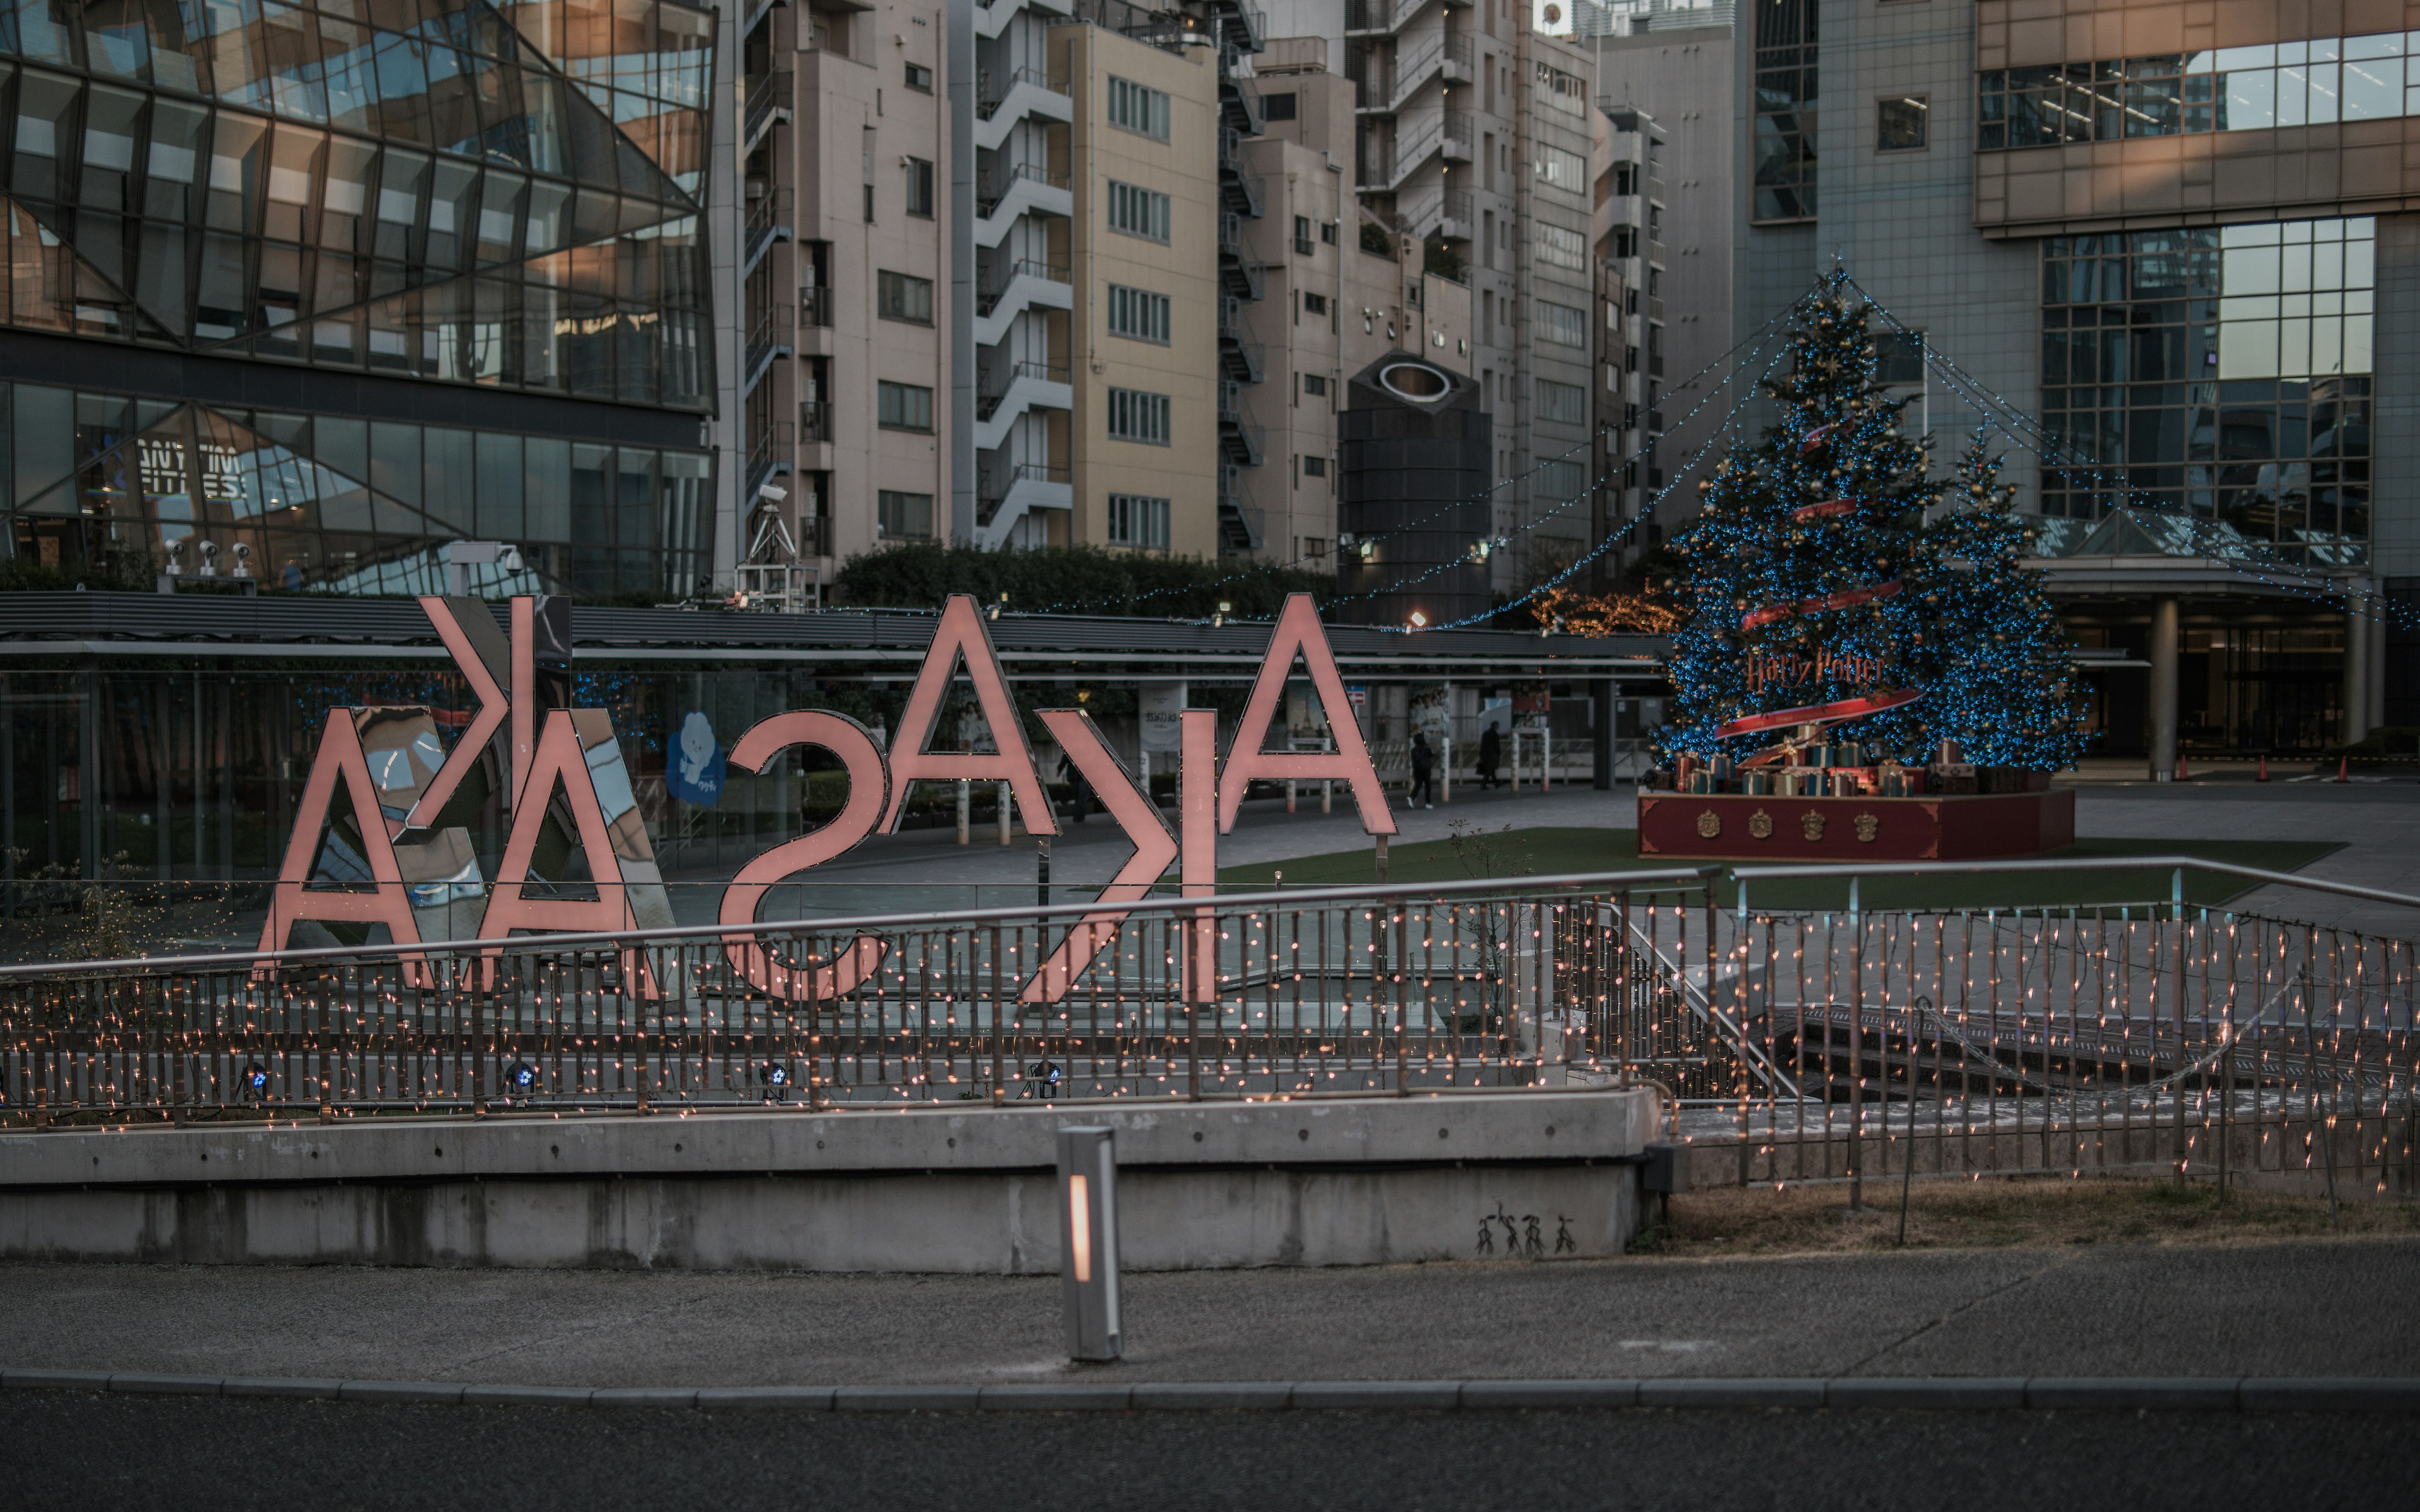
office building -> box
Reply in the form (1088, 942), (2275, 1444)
(1724, 0), (2411, 765)
(0, 0), (722, 598)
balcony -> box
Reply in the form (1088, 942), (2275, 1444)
(975, 359), (1073, 450)
(800, 284), (831, 328)
(799, 400), (830, 444)
(742, 70), (793, 154)
(744, 418), (795, 503)
(743, 186), (792, 278)
(976, 461), (1074, 547)
(1356, 30), (1473, 116)
(744, 302), (793, 396)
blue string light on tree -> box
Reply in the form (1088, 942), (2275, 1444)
(1661, 271), (2089, 771)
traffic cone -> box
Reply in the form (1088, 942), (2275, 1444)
(2257, 753), (2269, 783)
(2177, 753), (2190, 781)
(2337, 753), (2350, 784)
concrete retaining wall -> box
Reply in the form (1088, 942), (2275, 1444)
(0, 1091), (1654, 1273)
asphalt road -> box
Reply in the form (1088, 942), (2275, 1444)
(0, 1392), (2407, 1512)
(7, 1239), (2417, 1387)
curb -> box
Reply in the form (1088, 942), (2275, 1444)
(6, 1370), (2420, 1412)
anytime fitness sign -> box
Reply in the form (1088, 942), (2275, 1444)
(257, 593), (1395, 1004)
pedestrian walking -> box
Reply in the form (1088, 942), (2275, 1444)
(1478, 720), (1503, 790)
(1409, 731), (1435, 809)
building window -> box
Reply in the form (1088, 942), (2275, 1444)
(1876, 329), (1925, 384)
(878, 381), (935, 432)
(1537, 459), (1586, 503)
(1107, 491), (1171, 547)
(1107, 284), (1171, 344)
(1532, 221), (1587, 272)
(1536, 378), (1586, 424)
(1535, 62), (1587, 116)
(1979, 38), (2420, 151)
(879, 490), (935, 538)
(1294, 215), (1315, 255)
(1108, 76), (1172, 140)
(2034, 217), (2373, 560)
(904, 157), (935, 217)
(1303, 292), (1329, 316)
(1302, 454), (1328, 478)
(1107, 180), (1171, 241)
(1537, 299), (1588, 348)
(1303, 373), (1327, 397)
(878, 271), (934, 324)
(904, 61), (933, 93)
(1531, 142), (1587, 192)
(1877, 95), (1928, 151)
(1320, 219), (1339, 245)
(1298, 536), (1330, 558)
(1753, 0), (1818, 221)
(1106, 387), (1172, 444)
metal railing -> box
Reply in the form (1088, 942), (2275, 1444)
(743, 187), (792, 275)
(743, 302), (793, 394)
(978, 161), (1070, 217)
(742, 69), (792, 150)
(977, 258), (1068, 316)
(0, 871), (1716, 1120)
(800, 284), (832, 328)
(8, 857), (2414, 1202)
(799, 399), (831, 444)
(977, 66), (1057, 119)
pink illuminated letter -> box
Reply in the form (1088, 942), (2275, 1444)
(253, 710), (430, 982)
(1182, 708), (1220, 1005)
(1217, 593), (1397, 836)
(878, 594), (1060, 837)
(478, 710), (659, 995)
(719, 710), (892, 1002)
(1017, 710), (1178, 1004)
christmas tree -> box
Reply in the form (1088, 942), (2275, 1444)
(1661, 273), (2085, 769)
(1905, 433), (2092, 767)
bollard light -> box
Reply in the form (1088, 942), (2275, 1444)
(1056, 1125), (1121, 1363)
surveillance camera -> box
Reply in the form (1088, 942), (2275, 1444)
(498, 545), (524, 573)
(759, 483), (788, 501)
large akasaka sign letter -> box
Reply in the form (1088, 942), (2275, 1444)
(1218, 595), (1397, 837)
(253, 592), (1395, 1003)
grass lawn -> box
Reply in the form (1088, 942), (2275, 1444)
(1218, 828), (2340, 912)
(1632, 1174), (2420, 1257)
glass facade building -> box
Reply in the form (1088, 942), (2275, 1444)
(2035, 217), (2373, 565)
(0, 0), (717, 595)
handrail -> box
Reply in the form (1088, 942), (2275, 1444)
(0, 868), (1722, 981)
(11, 854), (2416, 985)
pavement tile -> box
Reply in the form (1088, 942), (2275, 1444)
(220, 1377), (345, 1400)
(833, 1385), (983, 1412)
(2026, 1377), (2239, 1411)
(1126, 1382), (1293, 1410)
(2238, 1378), (2420, 1411)
(1637, 1378), (1827, 1409)
(693, 1387), (836, 1411)
(1458, 1380), (1641, 1409)
(589, 1388), (701, 1409)
(105, 1373), (222, 1397)
(459, 1385), (595, 1407)
(1825, 1378), (2027, 1409)
(1289, 1382), (1463, 1410)
(1, 1370), (113, 1393)
(338, 1380), (467, 1405)
(977, 1384), (1134, 1411)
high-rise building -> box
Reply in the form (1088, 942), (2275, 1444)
(1585, 1), (1730, 557)
(0, 0), (721, 598)
(1729, 0), (2408, 767)
(1253, 0), (1603, 594)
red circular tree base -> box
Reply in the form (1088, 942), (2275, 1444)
(1637, 788), (2077, 862)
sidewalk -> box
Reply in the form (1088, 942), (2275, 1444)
(6, 1238), (2413, 1388)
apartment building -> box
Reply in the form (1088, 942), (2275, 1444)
(1584, 2), (1732, 558)
(1720, 0), (2419, 768)
(1056, 18), (1224, 556)
(1235, 43), (1472, 568)
(0, 0), (721, 598)
(1251, 0), (1602, 595)
(1589, 106), (1647, 583)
